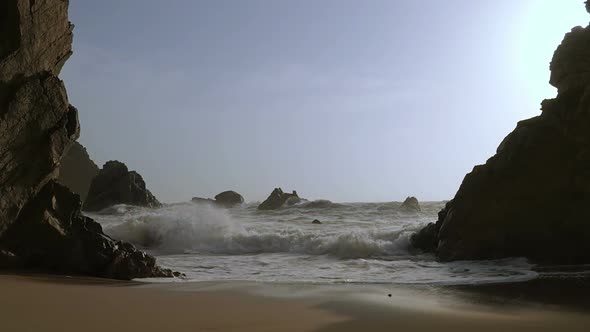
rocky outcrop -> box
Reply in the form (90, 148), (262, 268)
(0, 0), (77, 238)
(412, 5), (590, 264)
(258, 188), (301, 210)
(0, 181), (174, 279)
(57, 141), (99, 201)
(83, 161), (161, 212)
(214, 191), (244, 207)
(399, 196), (421, 212)
(0, 0), (173, 279)
(191, 190), (244, 207)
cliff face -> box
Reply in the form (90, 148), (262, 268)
(412, 12), (590, 264)
(0, 0), (77, 237)
(0, 0), (174, 279)
(57, 141), (100, 202)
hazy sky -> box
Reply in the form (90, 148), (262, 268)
(62, 0), (588, 203)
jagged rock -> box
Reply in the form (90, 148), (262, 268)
(258, 188), (301, 210)
(412, 7), (590, 264)
(83, 161), (161, 212)
(0, 181), (174, 279)
(214, 191), (244, 207)
(57, 141), (99, 202)
(0, 0), (77, 237)
(400, 196), (421, 212)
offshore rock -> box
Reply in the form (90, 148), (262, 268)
(83, 161), (161, 212)
(399, 196), (421, 212)
(258, 188), (301, 210)
(214, 190), (245, 207)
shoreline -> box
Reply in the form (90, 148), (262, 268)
(2, 273), (590, 332)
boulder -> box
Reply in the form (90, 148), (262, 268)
(83, 161), (161, 212)
(0, 181), (174, 279)
(258, 188), (301, 210)
(412, 6), (590, 264)
(214, 190), (244, 207)
(57, 141), (99, 202)
(312, 219), (322, 225)
(400, 196), (421, 212)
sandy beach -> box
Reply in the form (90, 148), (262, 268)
(2, 274), (590, 332)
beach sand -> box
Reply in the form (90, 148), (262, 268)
(1, 274), (590, 332)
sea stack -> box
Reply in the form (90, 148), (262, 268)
(83, 160), (161, 212)
(0, 0), (173, 279)
(258, 188), (301, 210)
(399, 196), (421, 212)
(57, 141), (100, 201)
(412, 3), (590, 264)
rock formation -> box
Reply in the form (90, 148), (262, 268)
(258, 188), (301, 210)
(214, 191), (244, 207)
(83, 161), (161, 212)
(191, 190), (244, 207)
(399, 196), (421, 212)
(57, 141), (99, 201)
(312, 219), (322, 225)
(0, 0), (173, 279)
(412, 4), (590, 264)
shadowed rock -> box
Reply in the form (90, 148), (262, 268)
(412, 4), (590, 264)
(83, 161), (161, 212)
(57, 141), (99, 202)
(0, 0), (173, 279)
(258, 188), (301, 210)
(399, 196), (421, 212)
(0, 181), (174, 279)
(214, 191), (244, 207)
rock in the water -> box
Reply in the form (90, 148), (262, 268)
(413, 7), (590, 264)
(258, 188), (301, 210)
(191, 197), (216, 204)
(214, 190), (244, 207)
(83, 161), (161, 212)
(57, 141), (99, 202)
(0, 181), (174, 279)
(400, 196), (421, 212)
(312, 219), (322, 225)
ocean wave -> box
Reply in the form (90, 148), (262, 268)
(101, 204), (413, 258)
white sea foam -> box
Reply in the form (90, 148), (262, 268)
(89, 201), (538, 285)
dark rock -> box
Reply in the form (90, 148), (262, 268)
(400, 196), (421, 212)
(0, 0), (77, 238)
(0, 181), (174, 279)
(413, 6), (590, 264)
(258, 188), (301, 210)
(214, 190), (244, 207)
(57, 141), (99, 202)
(83, 161), (161, 212)
(312, 219), (322, 225)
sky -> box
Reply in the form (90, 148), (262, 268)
(61, 0), (589, 203)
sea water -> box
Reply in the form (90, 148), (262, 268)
(89, 201), (538, 285)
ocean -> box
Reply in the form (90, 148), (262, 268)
(89, 200), (538, 285)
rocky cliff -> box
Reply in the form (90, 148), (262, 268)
(57, 141), (99, 201)
(411, 4), (590, 264)
(0, 0), (173, 279)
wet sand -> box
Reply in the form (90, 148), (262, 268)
(1, 274), (590, 332)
